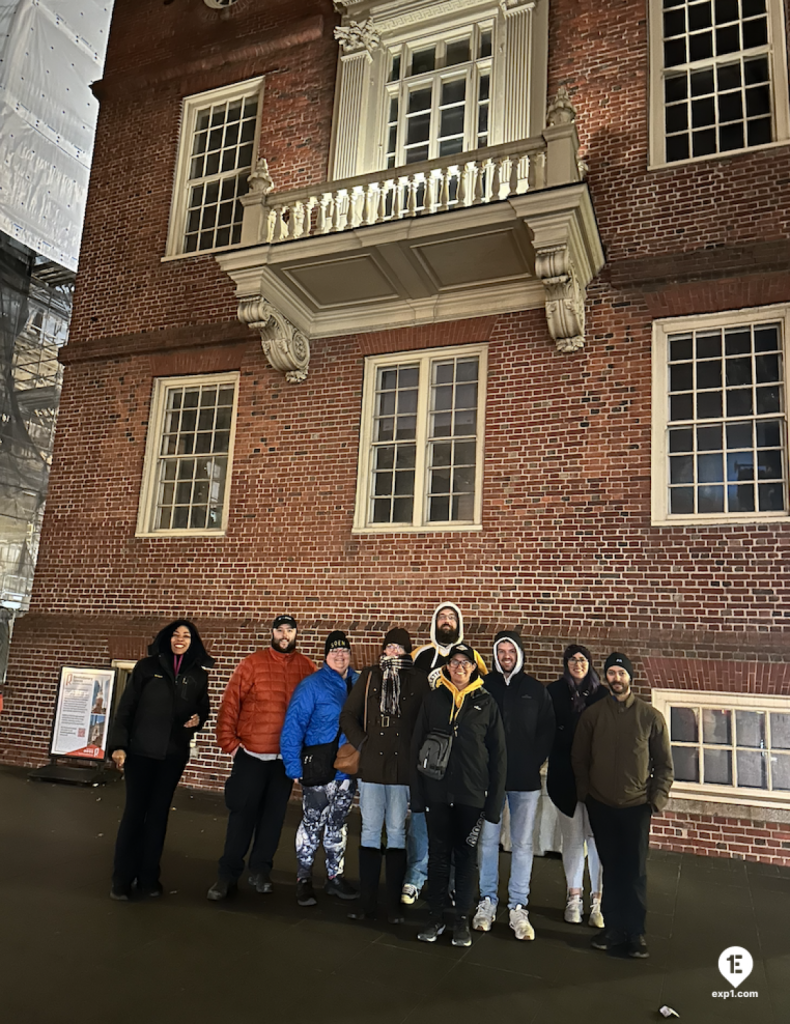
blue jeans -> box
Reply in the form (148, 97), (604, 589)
(478, 789), (541, 909)
(358, 781), (410, 848)
(404, 809), (428, 888)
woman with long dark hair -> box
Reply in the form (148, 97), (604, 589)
(108, 619), (213, 899)
(546, 644), (607, 928)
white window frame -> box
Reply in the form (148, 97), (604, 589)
(330, 0), (548, 181)
(164, 77), (264, 259)
(353, 343), (487, 533)
(648, 0), (790, 168)
(136, 372), (240, 538)
(651, 304), (790, 526)
(653, 687), (790, 810)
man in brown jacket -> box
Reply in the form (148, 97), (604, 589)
(207, 614), (316, 900)
(571, 651), (673, 959)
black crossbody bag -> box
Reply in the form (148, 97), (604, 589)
(417, 730), (453, 780)
(301, 731), (341, 787)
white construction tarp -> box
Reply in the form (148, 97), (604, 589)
(0, 0), (113, 270)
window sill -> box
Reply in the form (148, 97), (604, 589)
(351, 522), (483, 536)
(667, 783), (790, 814)
(135, 528), (228, 539)
(651, 511), (788, 528)
(161, 244), (245, 263)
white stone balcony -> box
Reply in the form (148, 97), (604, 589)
(217, 94), (604, 382)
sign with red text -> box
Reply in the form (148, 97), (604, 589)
(50, 667), (116, 760)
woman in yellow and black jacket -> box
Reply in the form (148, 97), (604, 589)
(410, 644), (506, 948)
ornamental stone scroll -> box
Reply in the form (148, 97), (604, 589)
(534, 244), (586, 354)
(238, 298), (311, 383)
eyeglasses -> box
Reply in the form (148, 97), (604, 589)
(568, 657), (588, 665)
(449, 659), (473, 670)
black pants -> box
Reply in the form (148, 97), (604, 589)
(426, 802), (484, 921)
(112, 751), (187, 889)
(218, 750), (293, 881)
(586, 796), (652, 939)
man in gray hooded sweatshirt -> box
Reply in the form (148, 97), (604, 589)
(472, 630), (555, 940)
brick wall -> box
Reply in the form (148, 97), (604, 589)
(2, 0), (789, 865)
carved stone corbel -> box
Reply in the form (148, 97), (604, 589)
(334, 19), (381, 57)
(535, 244), (586, 354)
(238, 298), (311, 383)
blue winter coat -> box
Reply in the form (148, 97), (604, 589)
(280, 663), (358, 781)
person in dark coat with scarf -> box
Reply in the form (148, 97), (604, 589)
(546, 643), (607, 928)
(340, 627), (429, 923)
(108, 619), (213, 900)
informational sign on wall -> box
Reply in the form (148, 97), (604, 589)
(50, 666), (116, 760)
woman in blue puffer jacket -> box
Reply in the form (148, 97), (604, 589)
(280, 630), (359, 908)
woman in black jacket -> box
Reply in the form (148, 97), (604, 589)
(546, 644), (607, 928)
(340, 628), (429, 924)
(410, 644), (506, 948)
(108, 619), (213, 899)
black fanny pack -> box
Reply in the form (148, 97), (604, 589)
(301, 738), (339, 787)
(417, 731), (453, 780)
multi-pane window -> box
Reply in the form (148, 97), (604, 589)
(385, 25), (493, 169)
(166, 79), (262, 257)
(137, 374), (239, 535)
(355, 346), (486, 531)
(653, 690), (790, 805)
(652, 308), (789, 523)
(651, 0), (790, 164)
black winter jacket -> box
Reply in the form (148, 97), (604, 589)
(109, 620), (212, 761)
(339, 662), (429, 786)
(546, 676), (607, 817)
(483, 669), (555, 792)
(410, 678), (506, 823)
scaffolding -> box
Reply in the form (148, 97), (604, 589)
(0, 234), (73, 665)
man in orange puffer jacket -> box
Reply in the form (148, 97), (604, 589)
(207, 614), (316, 901)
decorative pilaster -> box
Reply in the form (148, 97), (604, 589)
(534, 244), (586, 354)
(332, 20), (381, 179)
(238, 298), (311, 383)
(500, 0), (536, 142)
(543, 86), (582, 187)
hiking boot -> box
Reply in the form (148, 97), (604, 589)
(564, 894), (583, 924)
(249, 872), (274, 894)
(417, 920), (446, 943)
(452, 920), (473, 947)
(324, 875), (358, 900)
(472, 896), (497, 932)
(588, 897), (605, 929)
(401, 883), (420, 905)
(206, 878), (236, 901)
(509, 905), (535, 941)
(296, 878), (317, 906)
(627, 934), (650, 959)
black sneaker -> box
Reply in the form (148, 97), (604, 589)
(627, 935), (650, 959)
(110, 885), (131, 901)
(249, 872), (274, 894)
(417, 920), (446, 943)
(590, 931), (612, 951)
(296, 878), (318, 906)
(139, 882), (163, 898)
(324, 875), (358, 900)
(207, 878), (237, 901)
(452, 921), (473, 947)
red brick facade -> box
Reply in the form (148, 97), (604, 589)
(2, 0), (789, 863)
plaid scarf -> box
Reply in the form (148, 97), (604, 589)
(379, 654), (413, 717)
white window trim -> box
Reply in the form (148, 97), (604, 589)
(136, 372), (240, 538)
(653, 687), (790, 810)
(330, 0), (548, 180)
(353, 342), (487, 534)
(647, 0), (790, 169)
(651, 303), (790, 526)
(164, 77), (264, 259)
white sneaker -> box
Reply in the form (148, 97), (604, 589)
(472, 896), (497, 932)
(400, 883), (420, 905)
(509, 904), (535, 941)
(564, 894), (583, 924)
(589, 898), (605, 929)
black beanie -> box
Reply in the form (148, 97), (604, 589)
(604, 651), (634, 681)
(383, 627), (412, 654)
(325, 630), (351, 656)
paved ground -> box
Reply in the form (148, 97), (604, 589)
(1, 765), (787, 1024)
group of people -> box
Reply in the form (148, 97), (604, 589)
(108, 603), (673, 958)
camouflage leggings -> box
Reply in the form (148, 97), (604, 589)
(295, 778), (356, 880)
